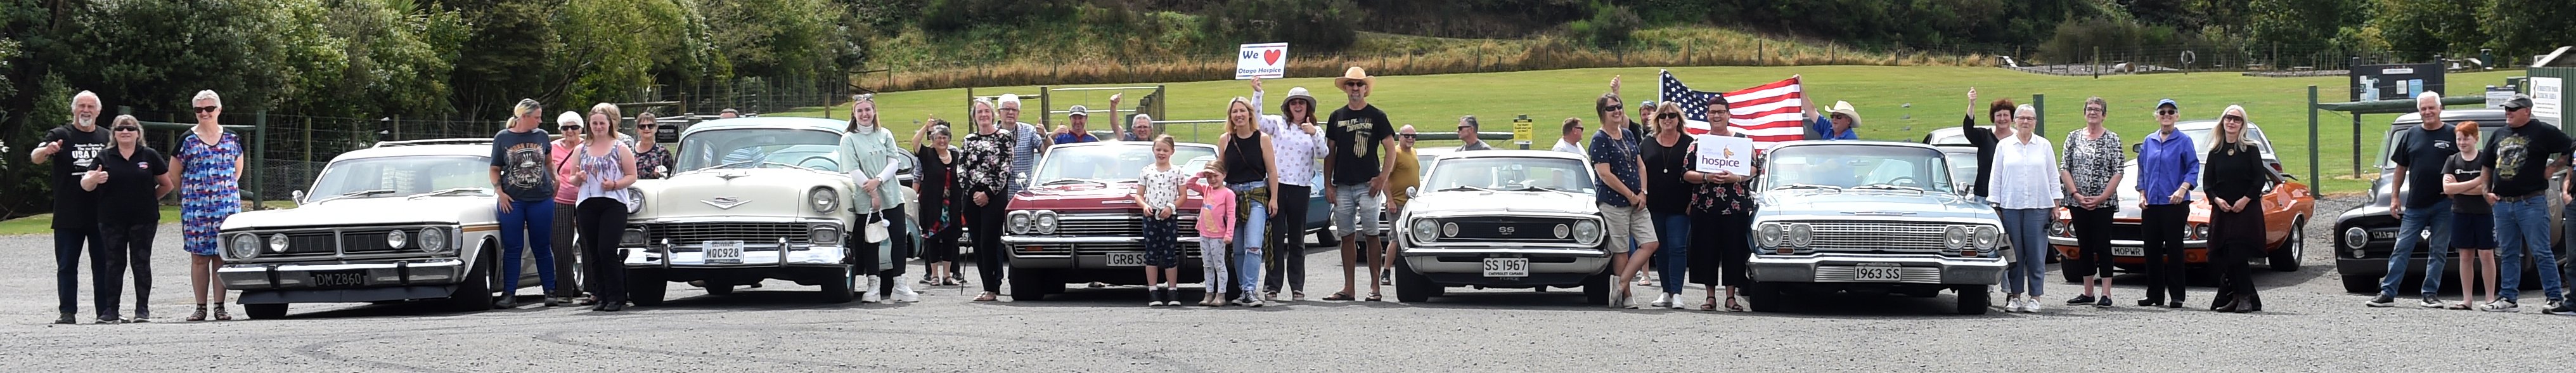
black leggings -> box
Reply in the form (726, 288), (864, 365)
(576, 198), (630, 304)
(1266, 184), (1313, 293)
(94, 223), (155, 319)
(1689, 213), (1752, 287)
(2070, 206), (2117, 278)
(970, 198), (1008, 293)
(2141, 203), (2189, 302)
(2212, 207), (2264, 302)
(852, 207), (911, 294)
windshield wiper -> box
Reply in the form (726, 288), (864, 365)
(1852, 184), (1925, 192)
(1438, 185), (1498, 193)
(1041, 178), (1110, 186)
(1776, 183), (1844, 192)
(311, 189), (399, 204)
(406, 187), (491, 199)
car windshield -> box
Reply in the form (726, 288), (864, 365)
(1031, 145), (1217, 183)
(307, 155), (493, 201)
(1424, 157), (1592, 193)
(675, 128), (847, 172)
(1761, 145), (1955, 193)
(1941, 150), (1979, 190)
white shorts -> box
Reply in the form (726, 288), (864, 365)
(1596, 203), (1658, 252)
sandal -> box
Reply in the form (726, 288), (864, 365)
(187, 306), (208, 322)
(1727, 296), (1746, 312)
(1322, 292), (1355, 301)
(972, 292), (998, 302)
(214, 305), (233, 321)
(1701, 297), (1720, 311)
(1365, 293), (1383, 302)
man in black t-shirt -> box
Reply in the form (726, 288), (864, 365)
(2366, 92), (2459, 308)
(2479, 95), (2572, 313)
(30, 91), (108, 324)
(1324, 67), (1396, 301)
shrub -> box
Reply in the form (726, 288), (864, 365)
(1575, 2), (1642, 48)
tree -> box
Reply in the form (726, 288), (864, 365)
(700, 0), (841, 81)
(2481, 0), (2575, 63)
(2249, 0), (2346, 53)
(2371, 0), (2482, 62)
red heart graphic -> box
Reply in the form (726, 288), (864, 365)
(1261, 49), (1281, 65)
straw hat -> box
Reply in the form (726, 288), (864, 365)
(1829, 101), (1863, 127)
(1333, 67), (1375, 91)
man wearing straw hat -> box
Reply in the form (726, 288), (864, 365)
(1805, 99), (1863, 140)
(1323, 67), (1397, 302)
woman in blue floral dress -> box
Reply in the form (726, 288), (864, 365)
(176, 90), (244, 321)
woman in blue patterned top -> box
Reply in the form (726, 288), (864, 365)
(175, 90), (245, 321)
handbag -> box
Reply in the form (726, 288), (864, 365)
(861, 213), (891, 244)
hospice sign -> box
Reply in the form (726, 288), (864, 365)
(1235, 43), (1288, 80)
(1694, 134), (1754, 174)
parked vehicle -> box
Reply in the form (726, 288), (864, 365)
(2332, 109), (2558, 293)
(1743, 141), (2008, 315)
(1390, 150), (1610, 303)
(217, 140), (531, 318)
(621, 117), (889, 304)
(2044, 121), (2316, 283)
(1001, 141), (1218, 301)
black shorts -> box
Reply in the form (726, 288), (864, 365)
(1143, 216), (1182, 268)
(2450, 213), (2496, 249)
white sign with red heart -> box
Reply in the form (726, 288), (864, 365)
(1235, 43), (1289, 80)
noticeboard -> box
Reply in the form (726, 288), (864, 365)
(2350, 62), (2446, 101)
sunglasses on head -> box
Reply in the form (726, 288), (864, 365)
(193, 106), (219, 114)
(112, 126), (139, 132)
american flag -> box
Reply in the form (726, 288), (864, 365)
(1660, 70), (1807, 149)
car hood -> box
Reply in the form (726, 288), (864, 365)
(1008, 180), (1205, 213)
(1758, 190), (1995, 222)
(1407, 189), (1598, 216)
(221, 195), (494, 231)
(633, 167), (850, 219)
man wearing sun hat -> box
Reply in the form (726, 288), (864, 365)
(1803, 100), (1862, 140)
(1323, 67), (1397, 301)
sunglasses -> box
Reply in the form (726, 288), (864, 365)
(558, 125), (582, 132)
(2156, 110), (2178, 115)
(1397, 133), (1418, 139)
(1599, 105), (1623, 113)
(2084, 107), (2105, 114)
(193, 106), (220, 114)
(1656, 113), (1681, 119)
(1344, 82), (1368, 89)
(112, 126), (140, 132)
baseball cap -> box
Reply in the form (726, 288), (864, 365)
(2156, 98), (2179, 110)
(1067, 105), (1090, 117)
(2501, 94), (2534, 110)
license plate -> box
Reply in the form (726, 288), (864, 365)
(2371, 232), (2396, 239)
(1853, 263), (1904, 282)
(1483, 258), (1530, 277)
(1107, 252), (1146, 267)
(2112, 247), (2145, 257)
(311, 270), (367, 287)
(704, 240), (745, 264)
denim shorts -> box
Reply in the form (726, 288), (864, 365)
(1330, 183), (1383, 237)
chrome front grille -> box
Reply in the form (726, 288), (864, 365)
(1808, 221), (1949, 251)
(1439, 217), (1581, 243)
(337, 232), (400, 254)
(648, 223), (813, 245)
(252, 227), (427, 256)
(1052, 214), (1199, 237)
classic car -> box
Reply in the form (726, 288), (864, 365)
(1001, 141), (1218, 301)
(1744, 141), (2008, 315)
(1389, 150), (1609, 303)
(2333, 108), (2560, 293)
(622, 117), (885, 304)
(2044, 121), (2317, 283)
(217, 139), (533, 319)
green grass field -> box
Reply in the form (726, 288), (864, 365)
(0, 201), (294, 236)
(774, 66), (2523, 196)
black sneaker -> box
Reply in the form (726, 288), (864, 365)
(2544, 301), (2575, 315)
(2167, 299), (2186, 309)
(2095, 296), (2113, 308)
(2136, 298), (2163, 307)
(2364, 294), (2396, 308)
(53, 312), (75, 325)
(2064, 295), (2096, 305)
(2416, 296), (2446, 309)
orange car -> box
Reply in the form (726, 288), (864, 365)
(2046, 121), (2317, 282)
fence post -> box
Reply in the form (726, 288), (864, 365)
(2032, 94), (2047, 134)
(253, 110), (268, 207)
(302, 116), (313, 163)
(1039, 86), (1052, 128)
(2307, 85), (2322, 194)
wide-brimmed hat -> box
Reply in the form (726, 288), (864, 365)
(1333, 67), (1376, 90)
(1284, 87), (1316, 105)
(1829, 101), (1863, 127)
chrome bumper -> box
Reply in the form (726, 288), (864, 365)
(622, 242), (849, 268)
(1400, 247), (1609, 275)
(217, 259), (465, 289)
(1747, 253), (2006, 285)
(2047, 236), (2209, 249)
(1002, 235), (1211, 269)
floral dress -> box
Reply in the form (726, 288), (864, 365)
(176, 131), (244, 256)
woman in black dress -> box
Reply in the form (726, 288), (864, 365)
(912, 121), (964, 287)
(2204, 105), (2275, 313)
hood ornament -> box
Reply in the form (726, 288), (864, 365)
(717, 172), (747, 181)
(703, 197), (749, 209)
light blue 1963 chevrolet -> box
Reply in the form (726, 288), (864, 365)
(1742, 141), (2009, 315)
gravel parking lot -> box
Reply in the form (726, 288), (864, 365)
(3, 196), (2571, 372)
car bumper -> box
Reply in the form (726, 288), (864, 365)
(1747, 253), (2006, 285)
(218, 259), (465, 292)
(2049, 242), (2219, 265)
(1400, 247), (1609, 286)
(622, 242), (850, 268)
(1002, 236), (1209, 270)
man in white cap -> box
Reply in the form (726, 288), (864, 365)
(1121, 113), (1154, 142)
(1323, 67), (1396, 301)
(1249, 77), (1326, 301)
(1804, 100), (1862, 140)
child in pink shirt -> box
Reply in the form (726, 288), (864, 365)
(1187, 167), (1235, 307)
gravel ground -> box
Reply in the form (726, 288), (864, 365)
(3, 195), (2571, 372)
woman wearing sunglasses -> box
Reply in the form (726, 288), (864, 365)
(174, 90), (246, 320)
(539, 111), (587, 307)
(80, 115), (172, 324)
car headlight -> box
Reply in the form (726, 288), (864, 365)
(420, 228), (450, 254)
(810, 226), (841, 244)
(267, 233), (291, 254)
(621, 228), (647, 246)
(1008, 211), (1033, 234)
(2191, 224), (2211, 240)
(809, 187), (839, 214)
(1574, 219), (1601, 245)
(1974, 225), (2000, 250)
(1034, 211), (1059, 235)
(1756, 223), (1783, 247)
(1554, 223), (1571, 239)
(229, 233), (261, 259)
(2342, 226), (2367, 249)
(2051, 220), (2072, 237)
(1944, 225), (1968, 250)
(1787, 223), (1813, 248)
(1441, 222), (1459, 238)
(386, 230), (409, 249)
(1412, 219), (1439, 244)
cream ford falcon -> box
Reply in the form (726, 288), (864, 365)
(217, 139), (535, 319)
(622, 117), (884, 304)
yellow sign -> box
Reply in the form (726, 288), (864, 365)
(1510, 117), (1535, 143)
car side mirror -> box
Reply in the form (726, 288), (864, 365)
(1406, 186), (1419, 199)
(290, 190), (306, 205)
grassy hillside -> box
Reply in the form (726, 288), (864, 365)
(788, 65), (2521, 195)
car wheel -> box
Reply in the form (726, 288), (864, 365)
(1008, 268), (1048, 301)
(243, 303), (289, 320)
(1955, 285), (1992, 315)
(629, 270), (668, 306)
(705, 282), (736, 295)
(1746, 282), (1785, 313)
(2268, 220), (2305, 272)
(820, 265), (856, 303)
(1580, 273), (1611, 305)
(447, 247), (498, 312)
(2062, 258), (2086, 284)
(1315, 230), (1339, 247)
(1393, 257), (1434, 303)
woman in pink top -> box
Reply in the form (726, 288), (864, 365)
(1187, 167), (1236, 307)
(543, 112), (586, 306)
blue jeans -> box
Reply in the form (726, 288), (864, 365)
(2496, 197), (2564, 302)
(496, 199), (558, 295)
(1230, 183), (1268, 296)
(1999, 207), (2051, 296)
(1652, 212), (1690, 294)
(2377, 199), (2454, 298)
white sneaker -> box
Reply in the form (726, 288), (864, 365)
(1649, 294), (1675, 308)
(2007, 297), (2026, 313)
(2024, 300), (2044, 313)
(892, 277), (921, 303)
(1667, 293), (1687, 309)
